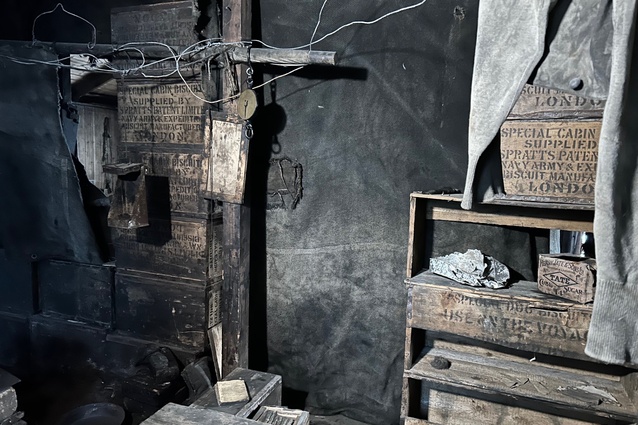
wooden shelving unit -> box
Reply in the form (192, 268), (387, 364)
(401, 193), (637, 425)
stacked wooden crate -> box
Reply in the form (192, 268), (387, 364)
(498, 84), (604, 205)
(110, 1), (222, 351)
(401, 193), (638, 424)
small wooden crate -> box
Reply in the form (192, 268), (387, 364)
(191, 368), (282, 418)
(538, 254), (596, 304)
(114, 271), (208, 348)
(113, 213), (222, 282)
(499, 84), (604, 204)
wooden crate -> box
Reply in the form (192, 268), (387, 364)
(499, 84), (604, 204)
(408, 272), (592, 360)
(114, 271), (208, 348)
(403, 337), (638, 424)
(38, 260), (115, 327)
(500, 120), (600, 203)
(117, 80), (207, 150)
(113, 213), (222, 281)
(191, 368), (282, 418)
(508, 84), (604, 120)
(401, 193), (638, 424)
(111, 1), (196, 48)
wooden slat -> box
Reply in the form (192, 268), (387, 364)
(141, 403), (259, 424)
(407, 196), (426, 278)
(427, 206), (592, 232)
(191, 367), (281, 418)
(404, 417), (438, 425)
(407, 271), (593, 360)
(405, 347), (637, 421)
(220, 0), (251, 378)
(426, 389), (599, 425)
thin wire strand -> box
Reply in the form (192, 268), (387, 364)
(309, 0), (329, 52)
(254, 0), (428, 50)
(32, 3), (97, 49)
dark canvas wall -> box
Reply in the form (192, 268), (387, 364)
(251, 2), (477, 423)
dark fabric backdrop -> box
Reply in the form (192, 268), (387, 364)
(251, 2), (478, 423)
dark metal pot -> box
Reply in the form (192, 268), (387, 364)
(56, 403), (125, 425)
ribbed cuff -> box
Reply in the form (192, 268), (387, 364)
(585, 279), (638, 365)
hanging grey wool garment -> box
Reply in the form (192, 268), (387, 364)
(461, 0), (638, 365)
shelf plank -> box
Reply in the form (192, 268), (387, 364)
(404, 417), (438, 425)
(405, 347), (637, 422)
(425, 388), (600, 425)
(407, 271), (593, 361)
(410, 192), (595, 211)
(427, 206), (593, 232)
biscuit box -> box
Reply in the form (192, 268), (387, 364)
(537, 254), (596, 304)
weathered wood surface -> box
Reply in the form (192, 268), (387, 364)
(427, 206), (593, 232)
(141, 403), (259, 424)
(113, 215), (214, 280)
(230, 47), (336, 66)
(209, 323), (223, 380)
(111, 1), (195, 48)
(405, 346), (637, 422)
(220, 0), (251, 378)
(403, 418), (437, 425)
(538, 254), (596, 304)
(407, 272), (593, 360)
(509, 84), (605, 120)
(425, 389), (600, 425)
(406, 193), (594, 278)
(208, 117), (249, 203)
(253, 406), (310, 425)
(118, 80), (206, 147)
(208, 214), (224, 281)
(500, 120), (600, 203)
(191, 367), (282, 418)
(216, 380), (250, 404)
(114, 271), (206, 347)
(76, 104), (118, 193)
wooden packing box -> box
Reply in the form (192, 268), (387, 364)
(499, 84), (604, 204)
(111, 2), (200, 77)
(538, 254), (596, 304)
(117, 80), (207, 150)
(114, 271), (209, 348)
(508, 84), (605, 121)
(191, 368), (282, 418)
(113, 213), (222, 281)
(403, 337), (638, 424)
(111, 1), (196, 48)
(38, 260), (115, 327)
(407, 271), (592, 360)
(500, 120), (600, 203)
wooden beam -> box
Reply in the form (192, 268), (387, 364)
(230, 48), (337, 65)
(221, 0), (251, 378)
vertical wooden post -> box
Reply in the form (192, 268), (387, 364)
(221, 0), (251, 377)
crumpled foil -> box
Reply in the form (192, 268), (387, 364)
(430, 249), (510, 289)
